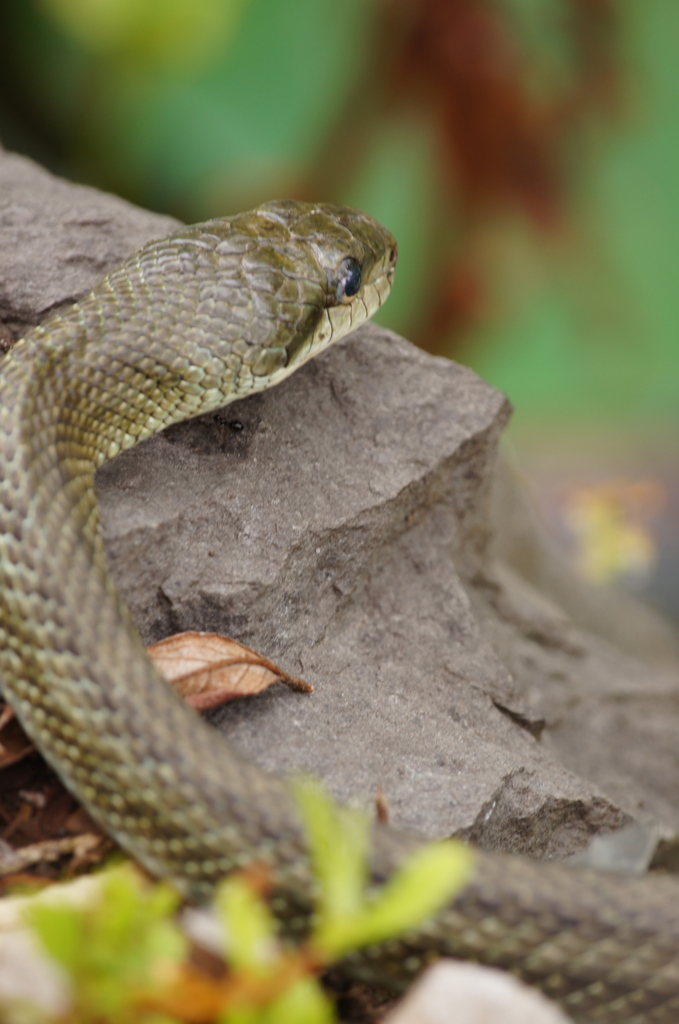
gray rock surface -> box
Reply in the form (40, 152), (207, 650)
(98, 328), (626, 852)
(3, 146), (679, 862)
(0, 146), (177, 339)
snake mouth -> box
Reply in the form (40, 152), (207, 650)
(373, 266), (396, 308)
(362, 262), (396, 319)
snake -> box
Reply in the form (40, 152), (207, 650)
(1, 200), (678, 1023)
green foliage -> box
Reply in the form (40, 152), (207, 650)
(29, 870), (186, 1023)
(216, 872), (279, 976)
(293, 777), (473, 959)
(36, 0), (247, 67)
(248, 976), (334, 1024)
(13, 782), (473, 1024)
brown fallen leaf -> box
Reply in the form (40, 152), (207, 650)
(0, 702), (111, 885)
(0, 704), (35, 769)
(0, 833), (107, 880)
(148, 631), (312, 711)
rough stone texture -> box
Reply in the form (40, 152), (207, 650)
(488, 463), (679, 835)
(97, 328), (628, 852)
(3, 147), (679, 864)
(0, 146), (178, 339)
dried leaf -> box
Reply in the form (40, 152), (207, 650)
(148, 631), (312, 711)
(0, 710), (109, 887)
(0, 704), (34, 769)
(0, 834), (106, 879)
(141, 952), (318, 1023)
(64, 805), (102, 837)
(140, 965), (227, 1024)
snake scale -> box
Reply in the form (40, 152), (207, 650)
(1, 200), (679, 1022)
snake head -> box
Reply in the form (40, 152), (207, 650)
(85, 201), (398, 421)
(224, 200), (398, 380)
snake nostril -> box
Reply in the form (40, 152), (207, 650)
(389, 246), (398, 265)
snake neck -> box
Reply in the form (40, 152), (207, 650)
(0, 208), (387, 903)
(0, 320), (312, 904)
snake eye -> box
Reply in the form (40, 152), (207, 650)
(337, 257), (362, 302)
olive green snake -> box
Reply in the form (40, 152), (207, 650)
(1, 201), (678, 1022)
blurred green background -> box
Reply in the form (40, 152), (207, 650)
(1, 0), (678, 612)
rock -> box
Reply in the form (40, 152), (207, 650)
(98, 323), (627, 850)
(484, 471), (679, 835)
(492, 455), (679, 669)
(0, 147), (178, 339)
(383, 961), (573, 1024)
(3, 145), (679, 860)
(0, 928), (69, 1016)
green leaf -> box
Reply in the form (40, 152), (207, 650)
(29, 866), (187, 1022)
(29, 902), (86, 971)
(216, 873), (278, 973)
(292, 776), (474, 961)
(262, 976), (334, 1024)
(291, 777), (369, 924)
(219, 1008), (261, 1024)
(316, 841), (474, 958)
(37, 0), (249, 67)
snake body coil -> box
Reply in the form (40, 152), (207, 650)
(1, 201), (678, 1022)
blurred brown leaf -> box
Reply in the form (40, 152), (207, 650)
(148, 630), (312, 711)
(379, 0), (623, 351)
(0, 704), (34, 768)
(140, 950), (320, 1024)
(0, 833), (106, 881)
(0, 705), (110, 885)
(387, 0), (621, 222)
